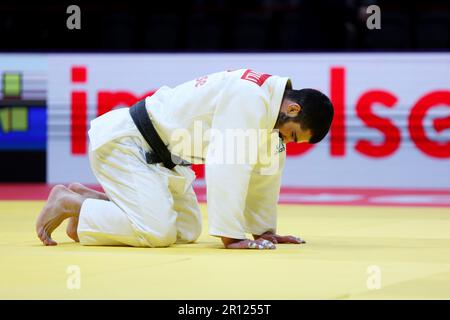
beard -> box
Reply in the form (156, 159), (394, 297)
(274, 111), (296, 139)
(274, 112), (287, 140)
(274, 111), (290, 128)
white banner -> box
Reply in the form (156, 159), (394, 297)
(46, 53), (450, 188)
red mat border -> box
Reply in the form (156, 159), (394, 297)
(0, 184), (449, 208)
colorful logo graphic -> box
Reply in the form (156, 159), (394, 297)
(0, 71), (46, 150)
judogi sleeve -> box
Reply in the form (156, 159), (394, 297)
(206, 82), (268, 239)
(244, 150), (286, 236)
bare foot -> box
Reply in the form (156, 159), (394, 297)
(65, 183), (109, 242)
(66, 217), (80, 242)
(36, 185), (84, 246)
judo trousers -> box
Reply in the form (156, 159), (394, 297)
(77, 135), (202, 247)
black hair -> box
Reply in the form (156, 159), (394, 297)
(283, 88), (334, 144)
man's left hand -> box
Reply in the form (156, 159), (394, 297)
(253, 232), (306, 244)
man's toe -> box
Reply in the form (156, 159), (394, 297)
(43, 231), (57, 246)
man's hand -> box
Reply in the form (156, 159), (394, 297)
(221, 237), (276, 250)
(253, 232), (306, 244)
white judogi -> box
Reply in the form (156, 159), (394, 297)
(78, 69), (290, 247)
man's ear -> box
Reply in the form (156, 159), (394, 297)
(287, 103), (301, 117)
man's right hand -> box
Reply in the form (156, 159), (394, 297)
(221, 237), (276, 250)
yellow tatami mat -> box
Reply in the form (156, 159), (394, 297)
(1, 201), (450, 299)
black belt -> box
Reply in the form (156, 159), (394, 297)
(129, 99), (190, 169)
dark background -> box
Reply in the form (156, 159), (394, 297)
(1, 0), (449, 52)
(0, 0), (449, 182)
